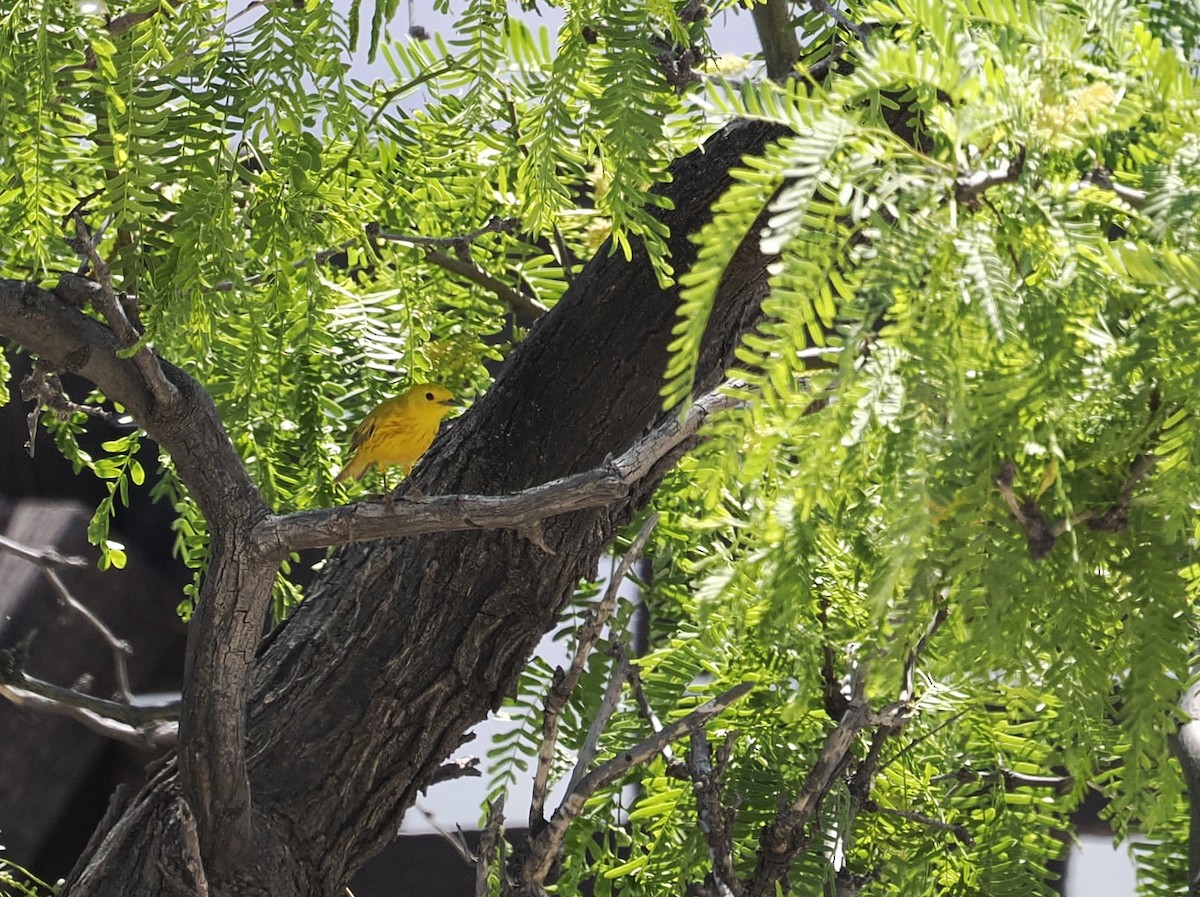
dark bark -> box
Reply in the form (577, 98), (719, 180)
(37, 117), (789, 896)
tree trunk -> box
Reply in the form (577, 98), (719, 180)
(59, 118), (789, 897)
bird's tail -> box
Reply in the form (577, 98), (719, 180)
(334, 455), (367, 483)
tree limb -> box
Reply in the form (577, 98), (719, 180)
(0, 663), (178, 749)
(520, 682), (754, 889)
(0, 273), (278, 873)
(529, 513), (658, 828)
(253, 392), (737, 557)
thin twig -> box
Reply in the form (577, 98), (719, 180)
(522, 682), (754, 887)
(423, 249), (549, 318)
(21, 363), (131, 434)
(0, 533), (136, 701)
(412, 803), (476, 866)
(0, 533), (89, 570)
(863, 801), (974, 846)
(626, 657), (676, 767)
(43, 566), (135, 701)
(809, 0), (870, 46)
(563, 647), (632, 800)
(68, 216), (179, 411)
(529, 513), (658, 828)
(374, 217), (520, 249)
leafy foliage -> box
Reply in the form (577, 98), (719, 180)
(4, 0), (1200, 893)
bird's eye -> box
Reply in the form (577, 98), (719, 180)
(425, 391), (434, 401)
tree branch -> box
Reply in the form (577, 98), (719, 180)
(421, 249), (550, 318)
(862, 801), (974, 846)
(477, 796), (506, 897)
(688, 730), (741, 897)
(0, 658), (178, 749)
(253, 390), (738, 557)
(529, 513), (658, 828)
(747, 687), (908, 897)
(955, 148), (1026, 205)
(68, 215), (179, 412)
(0, 273), (276, 873)
(0, 532), (137, 700)
(520, 682), (754, 889)
(750, 0), (801, 79)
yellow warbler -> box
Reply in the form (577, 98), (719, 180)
(334, 384), (456, 483)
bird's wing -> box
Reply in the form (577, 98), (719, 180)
(348, 404), (383, 453)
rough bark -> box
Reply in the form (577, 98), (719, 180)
(37, 117), (788, 896)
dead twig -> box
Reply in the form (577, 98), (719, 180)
(529, 514), (658, 828)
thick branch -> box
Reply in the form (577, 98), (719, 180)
(0, 273), (275, 873)
(254, 392), (736, 556)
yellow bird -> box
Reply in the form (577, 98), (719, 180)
(335, 384), (456, 483)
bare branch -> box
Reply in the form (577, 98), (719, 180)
(0, 663), (178, 749)
(748, 684), (911, 897)
(521, 682), (754, 888)
(530, 514), (658, 828)
(0, 532), (136, 700)
(0, 532), (89, 569)
(863, 801), (974, 846)
(688, 730), (741, 897)
(477, 797), (506, 897)
(562, 647), (632, 802)
(411, 804), (477, 866)
(20, 362), (131, 440)
(256, 390), (739, 557)
(808, 0), (870, 45)
(422, 249), (550, 319)
(627, 659), (678, 768)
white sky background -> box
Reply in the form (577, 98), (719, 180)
(321, 2), (1141, 893)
